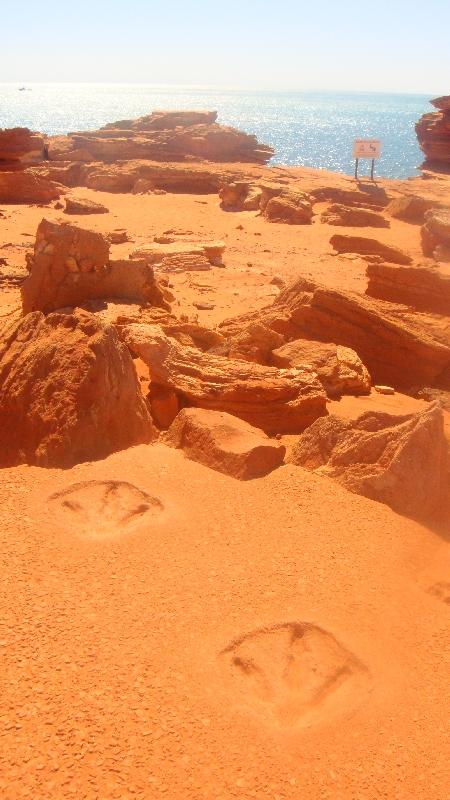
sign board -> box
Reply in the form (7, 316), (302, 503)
(353, 139), (381, 159)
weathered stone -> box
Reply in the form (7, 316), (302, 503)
(163, 407), (285, 479)
(287, 402), (447, 520)
(272, 339), (371, 397)
(330, 234), (412, 265)
(0, 308), (155, 467)
(21, 219), (169, 314)
(366, 262), (450, 313)
(123, 324), (327, 435)
(321, 204), (389, 228)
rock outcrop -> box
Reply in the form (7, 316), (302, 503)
(219, 277), (450, 389)
(271, 340), (371, 397)
(366, 262), (450, 314)
(263, 190), (313, 225)
(0, 308), (154, 467)
(0, 170), (63, 204)
(287, 402), (447, 520)
(386, 195), (437, 224)
(21, 219), (170, 314)
(130, 240), (225, 271)
(421, 208), (450, 261)
(330, 234), (412, 265)
(163, 408), (285, 479)
(47, 110), (274, 165)
(64, 196), (109, 215)
(321, 204), (389, 228)
(416, 96), (450, 171)
(124, 324), (327, 434)
(0, 127), (44, 165)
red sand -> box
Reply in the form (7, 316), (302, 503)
(0, 176), (449, 799)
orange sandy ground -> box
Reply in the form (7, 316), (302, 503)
(0, 178), (449, 799)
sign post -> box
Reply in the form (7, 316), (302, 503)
(352, 139), (381, 181)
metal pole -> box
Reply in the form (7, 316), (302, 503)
(354, 158), (359, 180)
(370, 158), (375, 181)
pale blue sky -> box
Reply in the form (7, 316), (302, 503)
(2, 0), (449, 93)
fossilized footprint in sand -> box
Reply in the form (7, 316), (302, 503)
(219, 622), (369, 728)
(49, 480), (164, 538)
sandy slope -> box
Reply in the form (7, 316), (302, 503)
(0, 176), (449, 799)
(0, 445), (448, 799)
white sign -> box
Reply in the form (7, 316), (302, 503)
(353, 139), (381, 159)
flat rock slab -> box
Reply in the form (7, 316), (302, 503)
(163, 407), (286, 479)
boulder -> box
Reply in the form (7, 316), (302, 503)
(219, 276), (450, 389)
(264, 190), (313, 224)
(219, 181), (263, 211)
(21, 219), (170, 314)
(0, 127), (44, 165)
(366, 262), (450, 314)
(321, 204), (389, 228)
(123, 324), (327, 435)
(212, 322), (285, 363)
(64, 196), (109, 214)
(163, 407), (285, 479)
(271, 340), (371, 397)
(0, 308), (154, 467)
(287, 402), (447, 520)
(421, 208), (450, 261)
(387, 195), (437, 224)
(0, 170), (63, 204)
(130, 240), (225, 269)
(416, 96), (450, 171)
(330, 234), (412, 265)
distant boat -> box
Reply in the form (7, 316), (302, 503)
(18, 87), (31, 92)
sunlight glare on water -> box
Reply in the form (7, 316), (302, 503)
(0, 83), (430, 178)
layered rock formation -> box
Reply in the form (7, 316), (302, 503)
(271, 340), (371, 397)
(124, 324), (327, 434)
(421, 209), (450, 261)
(0, 127), (44, 166)
(416, 96), (450, 171)
(21, 219), (170, 314)
(287, 403), (447, 520)
(366, 262), (450, 314)
(219, 277), (450, 389)
(0, 308), (154, 467)
(330, 234), (412, 265)
(321, 204), (389, 228)
(164, 408), (286, 479)
(47, 110), (274, 165)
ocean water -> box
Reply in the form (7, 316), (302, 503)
(0, 83), (432, 179)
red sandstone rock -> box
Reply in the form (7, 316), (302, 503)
(219, 181), (263, 211)
(47, 111), (274, 165)
(21, 219), (170, 314)
(64, 196), (109, 215)
(366, 262), (450, 313)
(421, 209), (450, 261)
(123, 324), (327, 434)
(287, 402), (447, 520)
(264, 190), (313, 225)
(219, 276), (450, 389)
(130, 240), (225, 269)
(416, 96), (450, 171)
(271, 340), (371, 397)
(330, 234), (412, 265)
(0, 128), (44, 165)
(0, 169), (63, 204)
(163, 407), (285, 480)
(321, 204), (389, 228)
(0, 308), (154, 467)
(386, 195), (437, 224)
